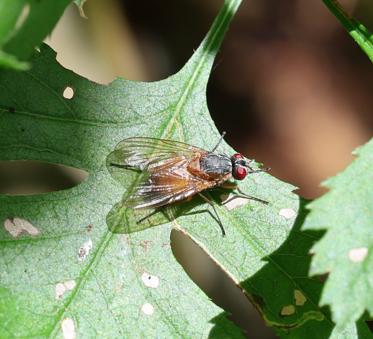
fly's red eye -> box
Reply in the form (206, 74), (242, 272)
(232, 153), (243, 159)
(233, 166), (247, 180)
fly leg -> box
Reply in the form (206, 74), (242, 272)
(234, 187), (269, 204)
(136, 208), (160, 224)
(211, 131), (226, 152)
(109, 162), (142, 172)
(137, 195), (194, 225)
(220, 182), (269, 205)
(198, 193), (226, 236)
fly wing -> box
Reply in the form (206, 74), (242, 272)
(125, 156), (214, 209)
(110, 137), (207, 171)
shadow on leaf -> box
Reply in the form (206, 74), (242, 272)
(209, 198), (373, 337)
(207, 199), (329, 336)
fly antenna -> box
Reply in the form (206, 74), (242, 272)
(211, 131), (226, 152)
(248, 167), (271, 174)
(244, 160), (270, 174)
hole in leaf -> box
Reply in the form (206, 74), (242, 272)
(171, 229), (274, 338)
(0, 160), (87, 195)
(63, 86), (74, 99)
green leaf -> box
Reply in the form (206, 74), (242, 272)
(304, 138), (373, 332)
(0, 0), (71, 70)
(239, 198), (370, 338)
(323, 0), (373, 62)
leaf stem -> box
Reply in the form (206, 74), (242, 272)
(323, 0), (373, 63)
(202, 0), (242, 56)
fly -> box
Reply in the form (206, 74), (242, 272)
(110, 132), (269, 236)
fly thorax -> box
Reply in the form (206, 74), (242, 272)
(199, 153), (232, 176)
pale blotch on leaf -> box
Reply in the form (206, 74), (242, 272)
(4, 217), (39, 237)
(63, 86), (74, 99)
(279, 208), (296, 219)
(280, 305), (295, 316)
(61, 318), (76, 339)
(294, 289), (307, 306)
(348, 247), (368, 263)
(221, 193), (248, 211)
(55, 280), (76, 300)
(77, 239), (93, 262)
(141, 272), (160, 288)
(141, 303), (154, 316)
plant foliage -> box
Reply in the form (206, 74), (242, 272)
(0, 0), (372, 338)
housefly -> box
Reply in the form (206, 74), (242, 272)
(109, 132), (269, 235)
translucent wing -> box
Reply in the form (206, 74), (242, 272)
(109, 137), (223, 209)
(125, 155), (217, 209)
(111, 137), (207, 171)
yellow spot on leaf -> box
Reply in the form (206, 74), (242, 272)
(294, 289), (307, 306)
(281, 305), (295, 316)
